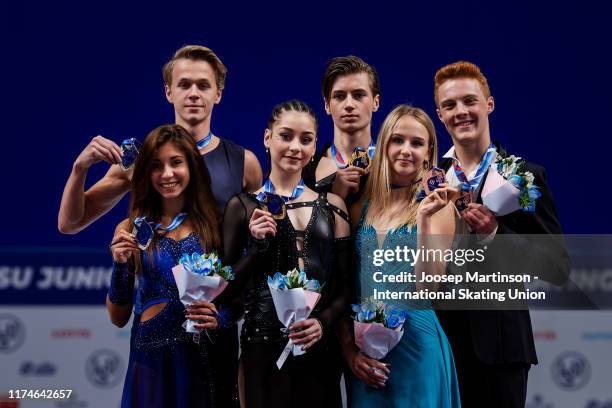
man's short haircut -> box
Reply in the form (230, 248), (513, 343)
(162, 45), (227, 90)
(434, 61), (491, 105)
(321, 55), (381, 102)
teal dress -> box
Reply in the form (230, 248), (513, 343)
(352, 203), (461, 408)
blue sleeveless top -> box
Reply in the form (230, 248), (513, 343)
(202, 137), (245, 212)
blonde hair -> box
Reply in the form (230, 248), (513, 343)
(162, 45), (227, 90)
(363, 105), (438, 229)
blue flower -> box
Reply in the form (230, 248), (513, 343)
(179, 253), (193, 272)
(528, 185), (541, 200)
(495, 154), (541, 212)
(508, 174), (523, 189)
(352, 299), (408, 327)
(304, 279), (321, 292)
(385, 308), (408, 329)
(218, 266), (235, 281)
(268, 272), (288, 291)
(191, 253), (213, 275)
(298, 270), (307, 285)
(268, 269), (322, 292)
(178, 252), (232, 278)
(352, 301), (378, 323)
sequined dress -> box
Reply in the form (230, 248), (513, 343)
(352, 202), (461, 408)
(120, 233), (214, 408)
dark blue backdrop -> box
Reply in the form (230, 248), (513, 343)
(2, 2), (610, 248)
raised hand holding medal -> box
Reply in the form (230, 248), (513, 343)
(256, 192), (287, 220)
(421, 166), (446, 194)
(255, 178), (305, 220)
(417, 166), (469, 216)
(350, 146), (371, 170)
(251, 178), (306, 239)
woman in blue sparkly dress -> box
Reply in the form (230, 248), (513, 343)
(339, 105), (461, 407)
(106, 124), (221, 408)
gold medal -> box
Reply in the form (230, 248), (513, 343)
(349, 147), (371, 169)
(258, 192), (287, 220)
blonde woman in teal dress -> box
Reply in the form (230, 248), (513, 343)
(339, 105), (461, 407)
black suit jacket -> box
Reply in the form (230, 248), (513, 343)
(436, 145), (570, 365)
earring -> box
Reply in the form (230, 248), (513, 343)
(266, 148), (270, 155)
(423, 160), (430, 170)
(311, 155), (315, 162)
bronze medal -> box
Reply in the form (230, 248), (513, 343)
(454, 189), (472, 212)
(421, 167), (446, 195)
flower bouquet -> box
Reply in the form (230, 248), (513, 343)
(267, 268), (322, 368)
(172, 252), (234, 339)
(352, 298), (408, 360)
(481, 155), (541, 215)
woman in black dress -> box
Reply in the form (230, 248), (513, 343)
(220, 100), (352, 408)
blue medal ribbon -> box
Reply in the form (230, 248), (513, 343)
(154, 212), (188, 232)
(133, 212), (188, 249)
(195, 131), (213, 150)
(451, 144), (497, 191)
(331, 140), (376, 169)
(257, 178), (305, 204)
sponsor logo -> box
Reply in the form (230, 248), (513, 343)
(19, 361), (57, 376)
(585, 399), (612, 408)
(533, 330), (557, 341)
(582, 331), (612, 341)
(0, 314), (26, 353)
(51, 328), (91, 339)
(84, 349), (124, 388)
(551, 351), (591, 391)
(526, 393), (554, 408)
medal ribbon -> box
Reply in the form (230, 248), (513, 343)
(331, 140), (376, 169)
(134, 212), (188, 233)
(196, 131), (213, 150)
(451, 144), (497, 191)
(262, 178), (305, 203)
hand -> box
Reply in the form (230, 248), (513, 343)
(463, 203), (498, 235)
(332, 166), (367, 199)
(74, 135), (122, 171)
(288, 318), (323, 350)
(417, 184), (452, 218)
(110, 229), (138, 263)
(349, 349), (390, 388)
(185, 301), (218, 330)
(249, 208), (277, 239)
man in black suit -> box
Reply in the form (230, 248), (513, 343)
(433, 61), (570, 408)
